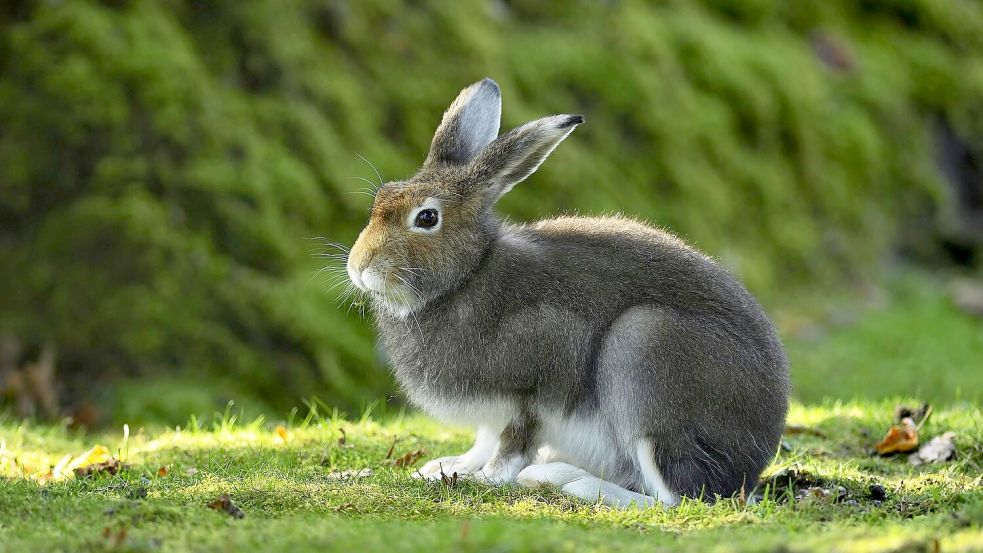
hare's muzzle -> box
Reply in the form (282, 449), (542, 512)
(347, 223), (388, 292)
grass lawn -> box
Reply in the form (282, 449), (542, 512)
(1, 275), (981, 552)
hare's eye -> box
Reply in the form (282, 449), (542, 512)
(414, 209), (439, 229)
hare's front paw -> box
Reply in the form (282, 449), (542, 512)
(475, 455), (530, 486)
(413, 455), (483, 481)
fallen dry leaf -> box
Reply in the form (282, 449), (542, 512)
(157, 466), (169, 477)
(875, 417), (919, 455)
(326, 468), (373, 480)
(74, 458), (123, 478)
(276, 425), (289, 442)
(910, 432), (956, 466)
(102, 526), (128, 548)
(66, 445), (113, 474)
(207, 494), (245, 519)
(440, 469), (459, 488)
(394, 449), (426, 468)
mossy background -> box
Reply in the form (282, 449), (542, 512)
(1, 0), (981, 422)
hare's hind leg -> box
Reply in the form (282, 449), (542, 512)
(516, 462), (670, 508)
(415, 425), (497, 480)
(515, 440), (679, 508)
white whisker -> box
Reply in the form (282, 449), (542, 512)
(355, 152), (385, 189)
(346, 176), (380, 194)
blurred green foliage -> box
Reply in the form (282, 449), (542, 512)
(1, 0), (981, 413)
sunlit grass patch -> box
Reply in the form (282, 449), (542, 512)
(0, 398), (980, 552)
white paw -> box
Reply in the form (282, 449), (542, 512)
(516, 462), (590, 488)
(413, 456), (483, 481)
(476, 455), (529, 486)
(470, 469), (512, 486)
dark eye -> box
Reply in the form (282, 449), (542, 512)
(414, 208), (439, 229)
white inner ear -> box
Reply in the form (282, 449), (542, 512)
(407, 197), (443, 233)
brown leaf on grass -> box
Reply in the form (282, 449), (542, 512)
(207, 494), (245, 519)
(276, 425), (289, 442)
(101, 526), (128, 547)
(112, 527), (127, 548)
(909, 432), (956, 466)
(875, 417), (919, 455)
(74, 458), (123, 478)
(157, 466), (169, 477)
(784, 425), (827, 438)
(393, 449), (426, 468)
(439, 469), (459, 488)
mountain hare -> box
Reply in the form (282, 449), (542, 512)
(346, 78), (790, 507)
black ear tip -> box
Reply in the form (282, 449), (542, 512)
(479, 77), (501, 95)
(562, 114), (585, 127)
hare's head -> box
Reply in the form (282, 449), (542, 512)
(347, 78), (583, 317)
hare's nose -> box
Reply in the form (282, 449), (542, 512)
(347, 248), (387, 292)
(347, 235), (373, 289)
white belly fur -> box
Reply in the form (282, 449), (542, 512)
(413, 395), (629, 485)
(412, 394), (515, 431)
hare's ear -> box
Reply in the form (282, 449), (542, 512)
(468, 114), (583, 201)
(424, 78), (502, 167)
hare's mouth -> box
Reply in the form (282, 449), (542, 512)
(347, 264), (424, 316)
(358, 276), (417, 301)
(369, 286), (424, 318)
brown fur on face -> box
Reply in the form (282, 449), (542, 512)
(349, 179), (452, 275)
(347, 170), (490, 313)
